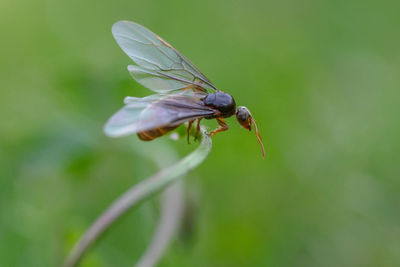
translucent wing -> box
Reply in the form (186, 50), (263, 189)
(112, 20), (217, 93)
(104, 92), (215, 137)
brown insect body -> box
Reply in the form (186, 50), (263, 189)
(106, 21), (265, 157)
(137, 125), (179, 141)
(137, 91), (236, 141)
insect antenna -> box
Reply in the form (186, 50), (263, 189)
(251, 118), (265, 158)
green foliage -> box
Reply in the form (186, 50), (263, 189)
(1, 0), (400, 266)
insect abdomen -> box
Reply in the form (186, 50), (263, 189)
(137, 125), (179, 141)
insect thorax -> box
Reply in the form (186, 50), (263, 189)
(203, 92), (236, 118)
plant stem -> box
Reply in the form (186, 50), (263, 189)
(63, 128), (212, 267)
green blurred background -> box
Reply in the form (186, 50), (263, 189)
(1, 0), (400, 266)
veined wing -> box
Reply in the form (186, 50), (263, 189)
(112, 20), (217, 93)
(104, 92), (215, 137)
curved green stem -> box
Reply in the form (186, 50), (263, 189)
(63, 127), (212, 267)
(136, 181), (184, 267)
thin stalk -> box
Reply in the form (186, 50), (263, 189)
(136, 181), (184, 267)
(63, 127), (212, 267)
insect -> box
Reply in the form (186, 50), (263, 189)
(104, 21), (265, 157)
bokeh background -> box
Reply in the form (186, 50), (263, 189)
(1, 0), (400, 266)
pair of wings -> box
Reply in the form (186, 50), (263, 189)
(104, 20), (218, 137)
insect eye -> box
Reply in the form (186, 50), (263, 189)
(239, 113), (247, 122)
(236, 106), (251, 129)
(236, 107), (249, 121)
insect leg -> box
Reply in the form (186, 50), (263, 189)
(187, 120), (194, 144)
(194, 118), (202, 140)
(210, 118), (229, 138)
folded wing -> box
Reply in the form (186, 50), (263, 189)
(104, 92), (215, 137)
